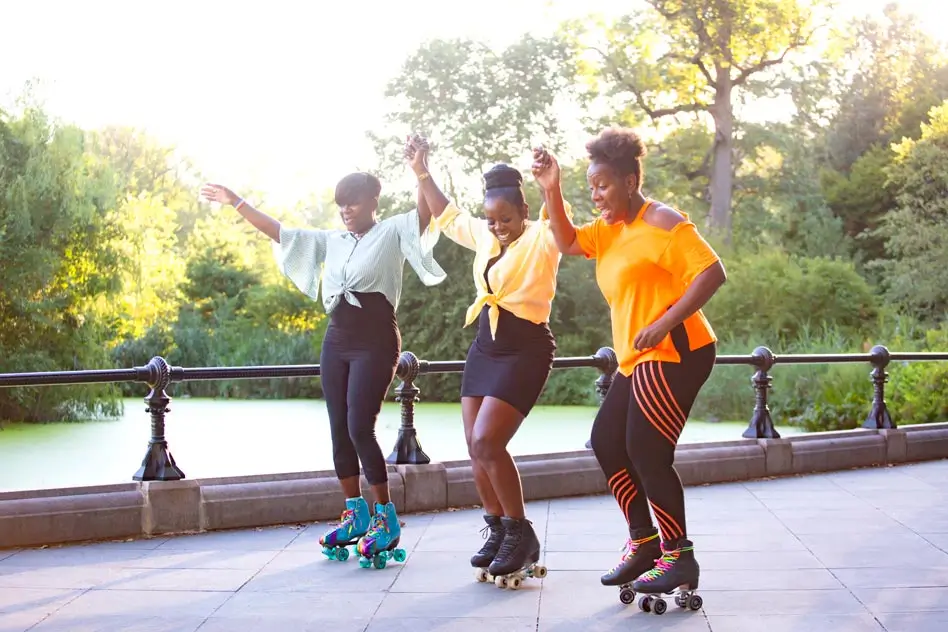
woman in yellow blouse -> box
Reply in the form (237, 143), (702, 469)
(406, 136), (562, 586)
(534, 128), (726, 609)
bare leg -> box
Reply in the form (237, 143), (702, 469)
(470, 397), (526, 519)
(463, 396), (503, 516)
(339, 476), (361, 499)
(370, 482), (390, 506)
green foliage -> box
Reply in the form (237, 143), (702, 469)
(703, 251), (880, 342)
(890, 325), (948, 424)
(874, 101), (948, 321)
(368, 33), (580, 187)
(0, 102), (124, 422)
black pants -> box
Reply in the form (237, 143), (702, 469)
(320, 292), (400, 486)
(590, 323), (715, 543)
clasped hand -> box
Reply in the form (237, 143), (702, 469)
(531, 145), (560, 190)
(404, 134), (430, 176)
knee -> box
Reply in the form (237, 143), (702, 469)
(348, 422), (377, 449)
(469, 433), (504, 462)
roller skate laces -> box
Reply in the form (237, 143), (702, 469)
(609, 532), (659, 573)
(358, 512), (388, 555)
(638, 544), (689, 583)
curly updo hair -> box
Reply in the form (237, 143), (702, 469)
(586, 127), (647, 189)
(483, 164), (526, 213)
(334, 172), (382, 207)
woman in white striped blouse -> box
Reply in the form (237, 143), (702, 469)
(200, 174), (445, 567)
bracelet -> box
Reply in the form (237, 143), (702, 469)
(234, 198), (246, 211)
(417, 172), (430, 182)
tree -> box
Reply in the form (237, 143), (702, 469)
(874, 101), (948, 322)
(368, 34), (580, 200)
(573, 0), (825, 241)
(816, 4), (948, 267)
(0, 102), (124, 422)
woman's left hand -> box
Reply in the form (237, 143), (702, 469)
(633, 321), (671, 351)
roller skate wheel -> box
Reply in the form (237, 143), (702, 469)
(393, 548), (407, 563)
(358, 557), (371, 569)
(688, 594), (703, 611)
(494, 575), (508, 589)
(508, 576), (522, 590)
(638, 596), (652, 612)
(619, 588), (635, 605)
(336, 547), (349, 562)
(474, 568), (489, 583)
(652, 598), (667, 615)
(533, 565), (548, 579)
(373, 554), (387, 570)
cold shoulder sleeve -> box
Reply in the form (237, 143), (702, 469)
(656, 221), (720, 286)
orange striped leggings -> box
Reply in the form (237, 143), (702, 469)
(590, 341), (715, 544)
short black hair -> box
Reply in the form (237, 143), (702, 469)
(483, 164), (525, 208)
(334, 172), (382, 206)
(586, 127), (647, 187)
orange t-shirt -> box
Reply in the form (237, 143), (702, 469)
(574, 200), (720, 376)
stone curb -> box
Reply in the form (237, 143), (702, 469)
(2, 424), (947, 548)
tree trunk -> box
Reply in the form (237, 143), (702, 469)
(708, 65), (734, 243)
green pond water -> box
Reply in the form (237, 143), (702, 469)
(0, 398), (800, 493)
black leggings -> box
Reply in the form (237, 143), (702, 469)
(590, 324), (715, 544)
(320, 292), (400, 486)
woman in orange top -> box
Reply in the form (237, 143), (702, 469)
(406, 136), (562, 586)
(533, 128), (726, 605)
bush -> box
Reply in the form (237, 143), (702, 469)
(703, 251), (881, 342)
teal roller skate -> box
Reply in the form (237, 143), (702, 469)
(319, 496), (370, 562)
(356, 502), (407, 570)
(631, 538), (703, 615)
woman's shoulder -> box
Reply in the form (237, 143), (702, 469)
(641, 201), (687, 231)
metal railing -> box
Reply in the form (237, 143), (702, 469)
(1, 344), (947, 482)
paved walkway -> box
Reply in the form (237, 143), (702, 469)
(3, 460), (948, 631)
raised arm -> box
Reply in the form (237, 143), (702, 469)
(200, 183), (282, 243)
(531, 147), (585, 256)
(405, 135), (450, 220)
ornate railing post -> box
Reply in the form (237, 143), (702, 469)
(133, 356), (185, 481)
(386, 351), (430, 465)
(742, 346), (780, 439)
(586, 346), (619, 449)
(863, 344), (896, 430)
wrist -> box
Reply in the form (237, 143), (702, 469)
(415, 170), (431, 181)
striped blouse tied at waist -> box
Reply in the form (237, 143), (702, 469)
(432, 201), (572, 340)
(273, 208), (446, 313)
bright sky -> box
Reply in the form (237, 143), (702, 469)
(1, 0), (944, 208)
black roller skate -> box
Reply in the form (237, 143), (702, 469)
(486, 516), (548, 590)
(472, 514), (506, 584)
(631, 538), (703, 615)
(600, 526), (662, 605)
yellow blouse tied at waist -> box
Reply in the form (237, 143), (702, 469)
(431, 200), (572, 339)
